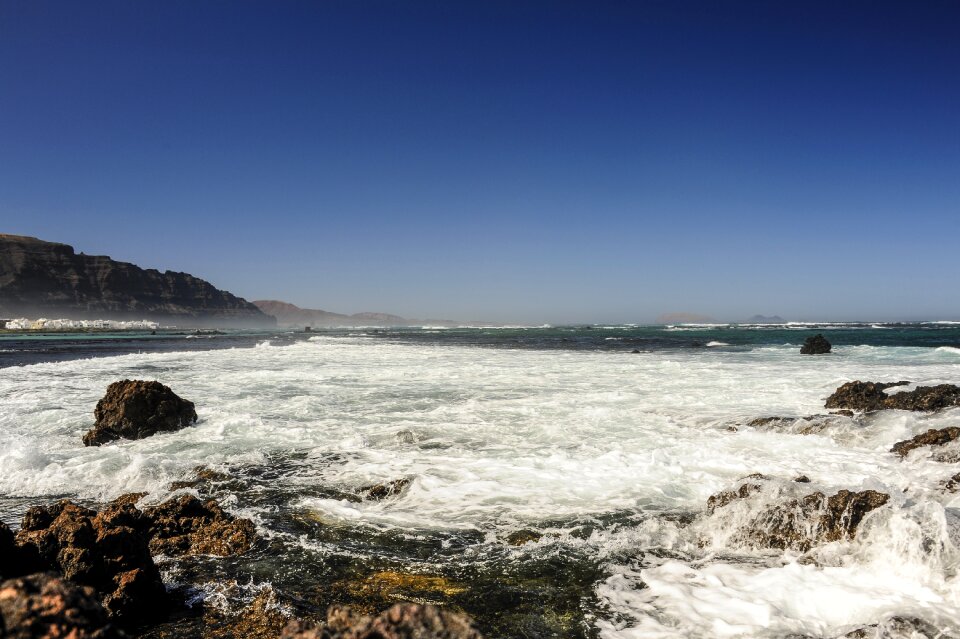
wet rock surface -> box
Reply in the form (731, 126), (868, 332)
(707, 479), (889, 552)
(800, 334), (831, 355)
(890, 427), (960, 458)
(281, 604), (484, 639)
(824, 381), (960, 413)
(0, 572), (122, 639)
(843, 615), (947, 638)
(83, 380), (198, 446)
(143, 495), (256, 557)
(8, 493), (255, 629)
(359, 479), (411, 501)
(14, 500), (168, 624)
(745, 414), (848, 435)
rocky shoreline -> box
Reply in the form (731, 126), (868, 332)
(3, 373), (960, 638)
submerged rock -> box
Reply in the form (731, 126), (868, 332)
(745, 414), (847, 435)
(844, 615), (946, 638)
(823, 380), (960, 412)
(890, 427), (960, 458)
(14, 500), (167, 624)
(800, 334), (831, 355)
(282, 604), (484, 639)
(197, 589), (290, 639)
(0, 572), (122, 639)
(360, 479), (411, 501)
(944, 473), (960, 492)
(143, 495), (256, 557)
(504, 530), (542, 546)
(83, 380), (198, 446)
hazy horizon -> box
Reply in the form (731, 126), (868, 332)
(2, 2), (958, 325)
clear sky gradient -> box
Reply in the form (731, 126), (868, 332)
(1, 1), (958, 323)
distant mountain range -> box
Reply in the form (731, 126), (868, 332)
(0, 234), (274, 327)
(252, 300), (457, 328)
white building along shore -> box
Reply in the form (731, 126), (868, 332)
(2, 318), (160, 330)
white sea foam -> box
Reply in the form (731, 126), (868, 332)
(2, 337), (960, 636)
(706, 341), (730, 347)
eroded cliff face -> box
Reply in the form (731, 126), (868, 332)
(0, 234), (275, 327)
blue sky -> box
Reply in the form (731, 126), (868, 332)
(1, 1), (958, 323)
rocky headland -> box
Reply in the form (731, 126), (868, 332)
(0, 235), (274, 328)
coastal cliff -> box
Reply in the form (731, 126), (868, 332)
(0, 234), (275, 327)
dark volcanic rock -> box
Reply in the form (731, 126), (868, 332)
(142, 495), (256, 557)
(0, 524), (42, 581)
(360, 479), (411, 501)
(890, 427), (960, 458)
(825, 381), (960, 412)
(281, 604), (484, 639)
(707, 482), (889, 552)
(707, 481), (764, 512)
(14, 501), (168, 624)
(83, 380), (198, 446)
(504, 530), (542, 546)
(0, 234), (274, 328)
(800, 334), (832, 355)
(0, 572), (122, 639)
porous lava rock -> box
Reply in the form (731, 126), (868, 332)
(707, 482), (889, 552)
(824, 381), (960, 412)
(800, 334), (832, 355)
(281, 604), (484, 639)
(890, 427), (960, 458)
(14, 500), (168, 624)
(83, 380), (197, 446)
(142, 495), (256, 557)
(0, 572), (122, 639)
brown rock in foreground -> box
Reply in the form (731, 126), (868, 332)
(281, 603), (484, 639)
(824, 380), (960, 413)
(83, 380), (198, 446)
(143, 495), (256, 557)
(0, 523), (42, 581)
(890, 427), (960, 458)
(14, 500), (168, 624)
(0, 572), (123, 639)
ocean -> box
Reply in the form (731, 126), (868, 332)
(1, 322), (959, 637)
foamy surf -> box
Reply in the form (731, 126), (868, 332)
(2, 333), (960, 636)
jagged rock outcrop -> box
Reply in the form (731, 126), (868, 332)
(142, 495), (256, 557)
(890, 427), (960, 458)
(800, 334), (831, 354)
(14, 500), (168, 624)
(10, 493), (255, 627)
(825, 381), (960, 412)
(281, 604), (484, 639)
(0, 234), (274, 327)
(706, 479), (889, 552)
(83, 380), (197, 446)
(0, 572), (122, 639)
